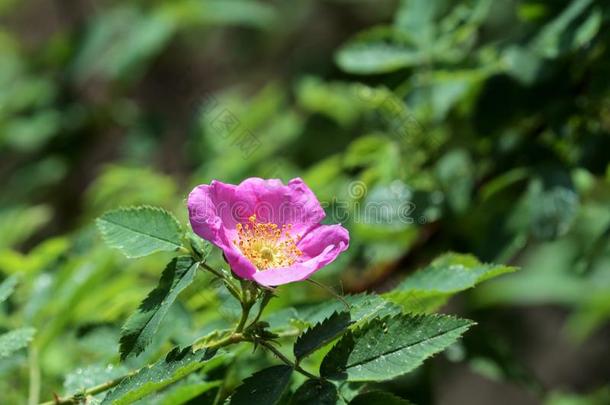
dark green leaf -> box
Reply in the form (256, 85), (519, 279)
(532, 0), (598, 58)
(294, 311), (352, 360)
(290, 379), (337, 405)
(320, 313), (473, 381)
(229, 365), (293, 405)
(96, 205), (183, 258)
(349, 391), (414, 405)
(119, 257), (198, 359)
(102, 346), (216, 405)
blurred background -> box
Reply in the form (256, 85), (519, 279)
(1, 0), (610, 404)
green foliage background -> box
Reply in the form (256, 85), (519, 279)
(1, 0), (610, 404)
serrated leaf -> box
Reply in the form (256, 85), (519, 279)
(290, 379), (337, 405)
(63, 364), (129, 397)
(229, 365), (293, 405)
(299, 293), (401, 327)
(385, 253), (516, 312)
(0, 275), (18, 303)
(120, 257), (198, 359)
(294, 311), (352, 360)
(102, 346), (216, 405)
(320, 313), (473, 381)
(158, 380), (221, 405)
(0, 327), (36, 358)
(96, 205), (183, 258)
(349, 391), (414, 405)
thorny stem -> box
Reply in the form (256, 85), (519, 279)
(40, 261), (315, 404)
(234, 301), (253, 333)
(39, 333), (247, 405)
(256, 340), (319, 380)
(199, 262), (242, 303)
(246, 289), (274, 329)
(39, 372), (135, 405)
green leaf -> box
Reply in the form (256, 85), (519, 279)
(290, 379), (337, 405)
(229, 365), (293, 405)
(385, 253), (516, 312)
(320, 313), (473, 381)
(0, 327), (36, 358)
(531, 0), (597, 58)
(336, 42), (423, 75)
(71, 6), (174, 83)
(0, 205), (51, 249)
(299, 293), (401, 327)
(165, 0), (276, 29)
(63, 364), (129, 397)
(335, 26), (424, 75)
(0, 275), (18, 303)
(349, 391), (414, 405)
(102, 346), (216, 405)
(294, 311), (352, 360)
(394, 0), (447, 45)
(158, 380), (221, 405)
(120, 257), (198, 359)
(96, 205), (183, 258)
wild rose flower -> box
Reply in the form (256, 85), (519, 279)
(188, 177), (349, 286)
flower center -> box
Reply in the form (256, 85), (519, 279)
(234, 214), (302, 271)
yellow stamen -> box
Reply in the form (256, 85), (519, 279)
(233, 214), (302, 271)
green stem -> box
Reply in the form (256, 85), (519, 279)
(39, 267), (270, 404)
(234, 302), (253, 333)
(199, 262), (242, 303)
(28, 347), (40, 405)
(200, 261), (224, 279)
(246, 289), (274, 329)
(38, 372), (134, 405)
(39, 333), (247, 405)
(257, 340), (319, 380)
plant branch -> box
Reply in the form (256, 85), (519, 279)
(39, 371), (136, 405)
(28, 347), (40, 405)
(40, 332), (247, 405)
(256, 340), (319, 380)
(246, 289), (274, 329)
(40, 269), (280, 404)
(199, 261), (242, 303)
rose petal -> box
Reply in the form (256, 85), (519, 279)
(188, 178), (348, 286)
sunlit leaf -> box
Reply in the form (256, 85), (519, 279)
(102, 347), (217, 405)
(320, 313), (473, 381)
(0, 275), (17, 303)
(385, 253), (516, 312)
(0, 327), (36, 358)
(96, 206), (184, 258)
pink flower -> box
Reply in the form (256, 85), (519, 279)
(188, 178), (349, 286)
